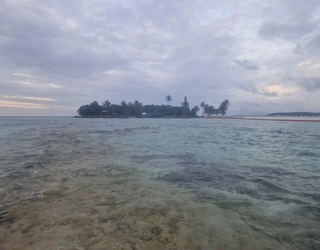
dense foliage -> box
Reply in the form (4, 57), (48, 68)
(77, 97), (230, 117)
(200, 99), (231, 116)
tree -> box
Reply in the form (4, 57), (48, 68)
(111, 104), (121, 116)
(203, 104), (215, 116)
(127, 102), (134, 116)
(190, 105), (200, 117)
(219, 100), (230, 116)
(165, 95), (172, 104)
(181, 101), (190, 116)
(213, 107), (220, 116)
(89, 101), (102, 116)
(102, 100), (111, 108)
(76, 101), (102, 116)
(203, 104), (209, 116)
(165, 95), (172, 116)
(121, 101), (127, 116)
(200, 102), (205, 116)
(208, 105), (215, 116)
(102, 100), (111, 115)
(77, 104), (90, 116)
(76, 98), (230, 118)
(134, 100), (143, 117)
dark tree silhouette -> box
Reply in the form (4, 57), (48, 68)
(200, 102), (205, 116)
(121, 101), (127, 116)
(219, 100), (230, 116)
(165, 95), (172, 116)
(77, 98), (230, 118)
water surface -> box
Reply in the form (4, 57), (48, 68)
(0, 117), (319, 249)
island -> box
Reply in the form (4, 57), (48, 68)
(76, 96), (231, 118)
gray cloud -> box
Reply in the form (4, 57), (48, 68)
(259, 22), (315, 41)
(258, 0), (320, 55)
(240, 85), (279, 97)
(292, 34), (320, 54)
(234, 59), (259, 71)
(277, 0), (320, 20)
(282, 76), (298, 81)
(0, 0), (320, 115)
(262, 90), (279, 97)
(305, 34), (320, 53)
(299, 77), (320, 92)
(293, 44), (304, 54)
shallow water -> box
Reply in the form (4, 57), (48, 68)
(0, 117), (319, 250)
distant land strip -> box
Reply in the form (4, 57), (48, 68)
(205, 116), (320, 122)
(266, 112), (320, 117)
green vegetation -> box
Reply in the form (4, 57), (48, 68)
(201, 100), (230, 116)
(77, 97), (231, 118)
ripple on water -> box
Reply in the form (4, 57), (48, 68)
(0, 117), (319, 250)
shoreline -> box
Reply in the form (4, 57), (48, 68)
(74, 115), (320, 122)
(74, 116), (202, 119)
(204, 116), (320, 122)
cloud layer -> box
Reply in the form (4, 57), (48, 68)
(1, 0), (320, 115)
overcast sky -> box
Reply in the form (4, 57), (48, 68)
(1, 0), (320, 116)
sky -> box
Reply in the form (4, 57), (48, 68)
(0, 0), (320, 116)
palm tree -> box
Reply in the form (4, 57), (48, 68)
(214, 107), (220, 116)
(200, 102), (205, 116)
(224, 99), (231, 115)
(207, 105), (215, 116)
(219, 100), (230, 116)
(203, 104), (209, 116)
(165, 95), (172, 116)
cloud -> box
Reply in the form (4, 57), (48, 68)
(293, 44), (304, 54)
(47, 84), (62, 88)
(0, 100), (48, 109)
(234, 59), (259, 71)
(240, 85), (279, 97)
(305, 33), (320, 52)
(292, 33), (320, 54)
(0, 0), (320, 115)
(282, 76), (298, 81)
(299, 77), (320, 91)
(259, 22), (315, 40)
(258, 0), (320, 55)
(4, 96), (55, 101)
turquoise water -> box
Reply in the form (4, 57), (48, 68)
(0, 117), (319, 249)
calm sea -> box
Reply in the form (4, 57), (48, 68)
(0, 117), (319, 250)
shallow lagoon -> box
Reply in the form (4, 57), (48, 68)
(0, 117), (319, 249)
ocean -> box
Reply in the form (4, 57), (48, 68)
(0, 117), (319, 250)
